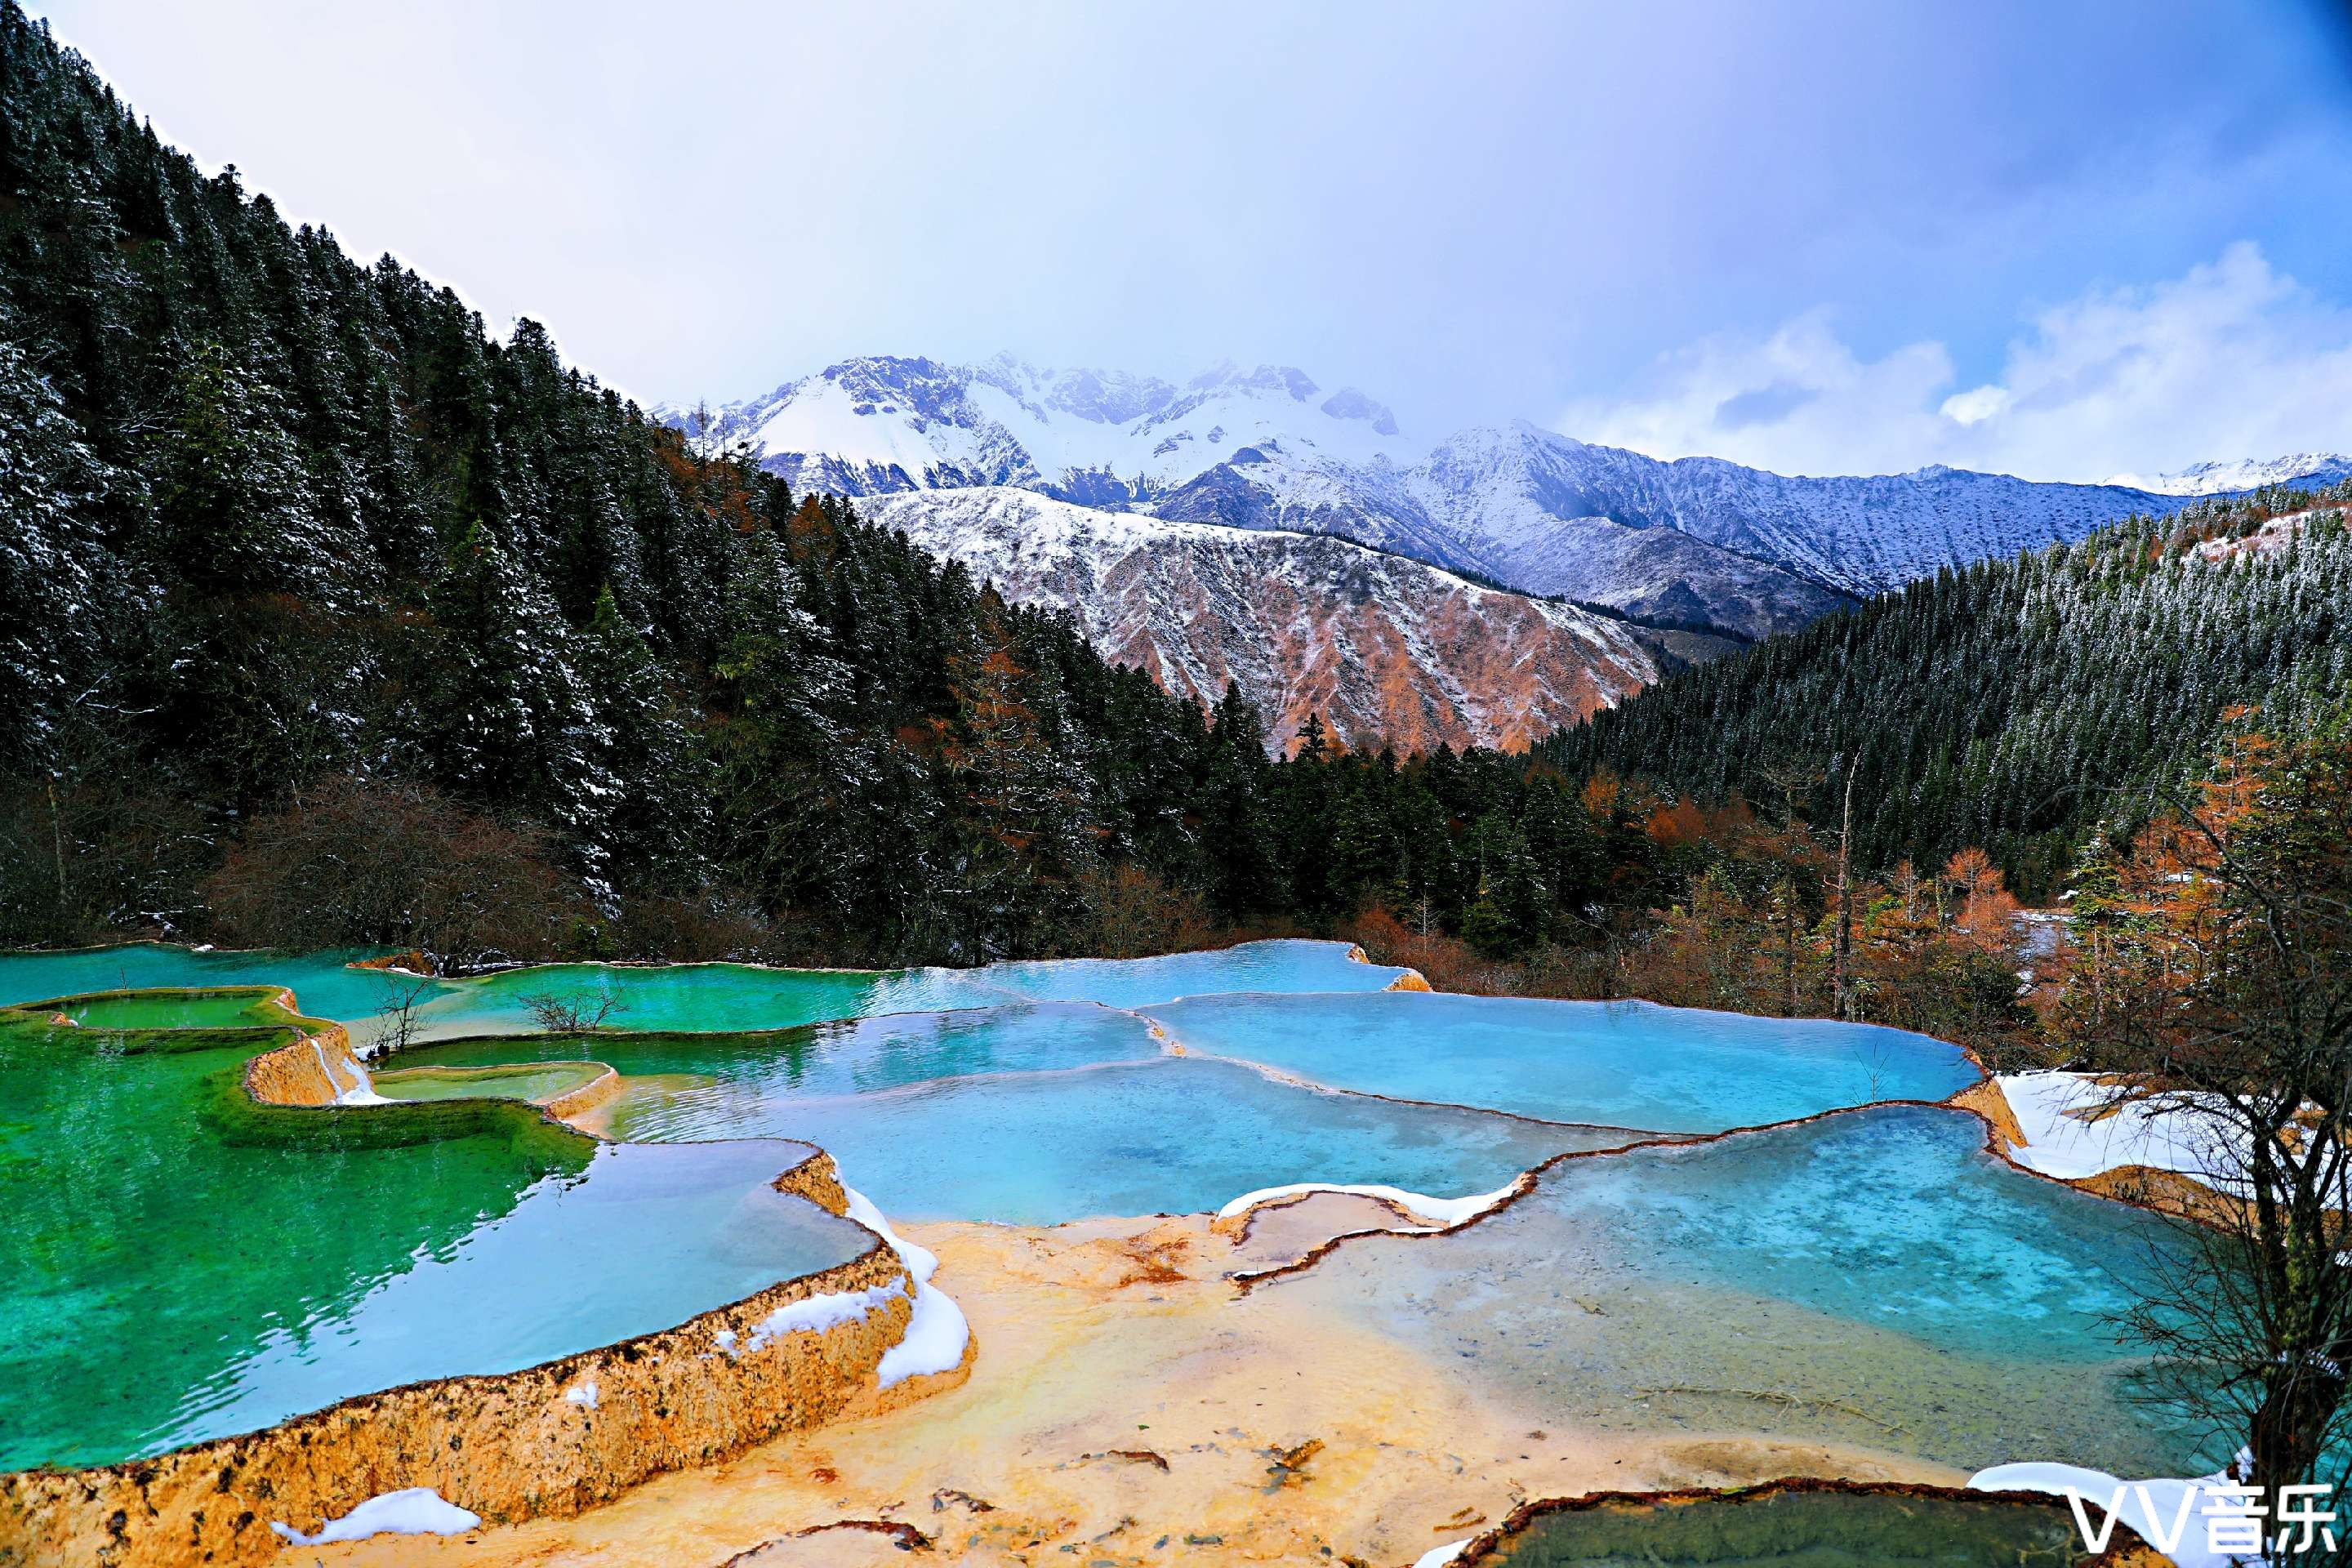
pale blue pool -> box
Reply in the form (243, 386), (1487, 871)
(393, 1002), (1629, 1222)
(1281, 1103), (2215, 1477)
(1142, 991), (1977, 1132)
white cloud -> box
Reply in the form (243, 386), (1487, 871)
(1939, 384), (2009, 427)
(1563, 243), (2352, 482)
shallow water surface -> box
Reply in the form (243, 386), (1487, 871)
(0, 939), (1405, 1046)
(374, 1060), (608, 1104)
(394, 1004), (1623, 1222)
(0, 943), (446, 1036)
(149, 1139), (873, 1457)
(1143, 991), (1977, 1130)
(1279, 1104), (2214, 1477)
(2, 939), (2203, 1489)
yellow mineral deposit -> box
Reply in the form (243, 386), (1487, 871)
(305, 1210), (1957, 1568)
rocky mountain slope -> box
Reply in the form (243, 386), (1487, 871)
(858, 487), (1665, 754)
(675, 355), (2325, 749)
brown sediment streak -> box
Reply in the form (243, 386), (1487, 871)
(0, 1017), (938, 1568)
(1950, 1076), (2027, 1152)
(716, 1518), (935, 1560)
(1447, 1478), (2165, 1566)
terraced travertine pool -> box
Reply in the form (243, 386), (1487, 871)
(0, 938), (2221, 1537)
(0, 990), (873, 1472)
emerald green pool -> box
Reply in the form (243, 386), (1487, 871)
(1470, 1487), (2103, 1566)
(0, 938), (1413, 1049)
(42, 987), (296, 1031)
(0, 1007), (868, 1472)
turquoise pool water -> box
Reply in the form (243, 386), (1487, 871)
(1281, 1104), (2212, 1477)
(0, 939), (1409, 1047)
(145, 1139), (874, 1459)
(915, 941), (1410, 1011)
(604, 1056), (1617, 1224)
(393, 1002), (1170, 1099)
(1142, 991), (1978, 1131)
(392, 1004), (1627, 1222)
(400, 940), (1409, 1041)
(6, 936), (2198, 1486)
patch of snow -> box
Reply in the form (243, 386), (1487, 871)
(1414, 1540), (1472, 1568)
(840, 1183), (970, 1386)
(562, 1378), (598, 1410)
(1215, 1179), (1518, 1227)
(743, 1279), (907, 1353)
(878, 1280), (971, 1388)
(1997, 1071), (2244, 1186)
(270, 1488), (479, 1546)
(2106, 453), (2352, 497)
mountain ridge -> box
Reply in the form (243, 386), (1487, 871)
(669, 354), (2295, 644)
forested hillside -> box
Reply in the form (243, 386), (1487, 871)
(0, 5), (1660, 969)
(2, 0), (2341, 1041)
(0, 5), (1263, 960)
(1543, 485), (2352, 897)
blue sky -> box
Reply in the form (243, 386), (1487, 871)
(32, 0), (2352, 479)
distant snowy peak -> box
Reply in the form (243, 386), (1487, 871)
(668, 354), (1414, 506)
(859, 487), (1659, 755)
(2104, 453), (2352, 496)
(676, 354), (2225, 642)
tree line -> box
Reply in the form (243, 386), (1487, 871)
(4, 1), (2345, 1054)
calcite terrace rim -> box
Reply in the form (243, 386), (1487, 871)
(1446, 1477), (2163, 1566)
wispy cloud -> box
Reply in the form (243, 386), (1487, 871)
(1562, 244), (2352, 482)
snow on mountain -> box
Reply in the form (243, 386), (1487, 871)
(668, 354), (1414, 509)
(679, 354), (2218, 646)
(2104, 453), (2352, 496)
(858, 487), (1659, 755)
(1410, 422), (2189, 600)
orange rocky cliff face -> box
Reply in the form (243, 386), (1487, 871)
(862, 487), (1664, 755)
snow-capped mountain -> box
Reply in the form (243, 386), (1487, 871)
(1154, 421), (2180, 633)
(679, 354), (2214, 643)
(670, 354), (1410, 509)
(858, 488), (1667, 755)
(2104, 453), (2352, 497)
(1402, 424), (2176, 600)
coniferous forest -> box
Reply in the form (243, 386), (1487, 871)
(3, 4), (2346, 1061)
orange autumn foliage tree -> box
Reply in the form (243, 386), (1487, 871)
(2063, 706), (2352, 1495)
